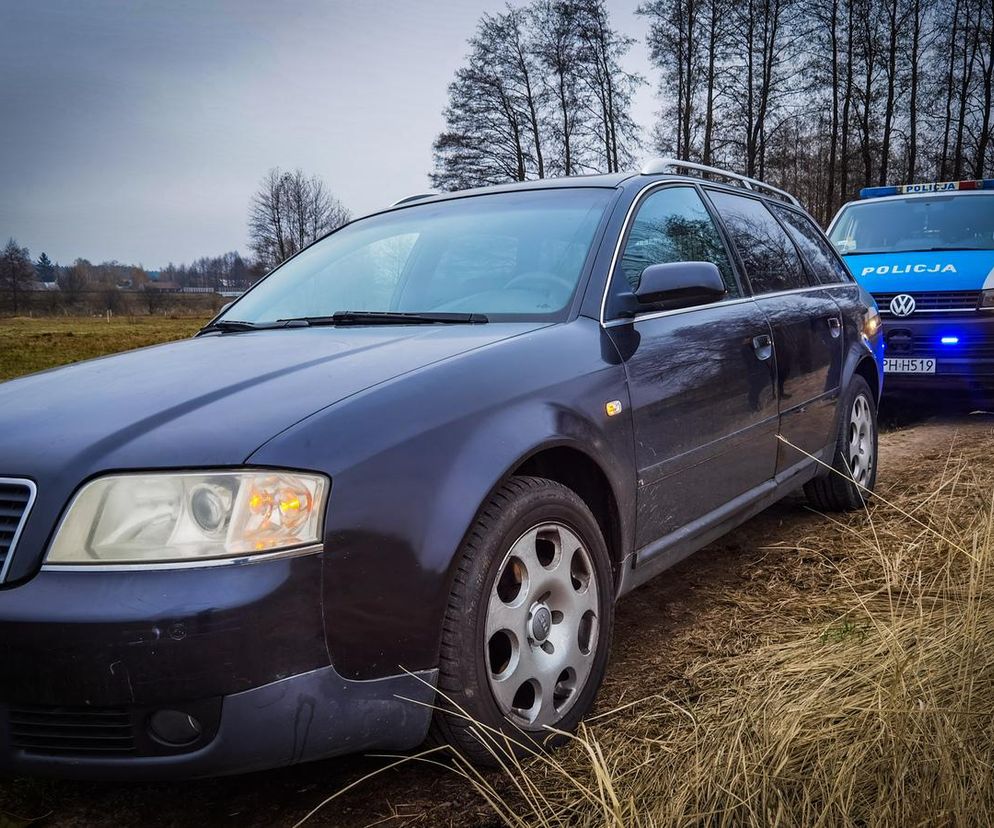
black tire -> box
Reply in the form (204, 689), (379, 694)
(430, 475), (615, 766)
(804, 375), (878, 511)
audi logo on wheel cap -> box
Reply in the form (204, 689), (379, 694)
(889, 294), (916, 317)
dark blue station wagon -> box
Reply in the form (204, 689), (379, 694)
(0, 159), (883, 777)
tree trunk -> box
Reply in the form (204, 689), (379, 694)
(941, 0), (962, 179)
(952, 4), (980, 179)
(975, 0), (994, 176)
(840, 0), (855, 204)
(827, 0), (841, 221)
(703, 0), (720, 165)
(907, 0), (922, 181)
(878, 0), (900, 185)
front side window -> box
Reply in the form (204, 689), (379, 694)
(708, 191), (811, 294)
(224, 188), (614, 324)
(829, 194), (994, 255)
(617, 185), (738, 294)
(771, 205), (851, 284)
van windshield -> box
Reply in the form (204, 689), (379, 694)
(221, 188), (613, 325)
(829, 194), (994, 255)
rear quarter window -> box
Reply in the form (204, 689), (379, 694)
(707, 191), (812, 294)
(771, 205), (851, 284)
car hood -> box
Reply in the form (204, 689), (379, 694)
(844, 250), (994, 293)
(0, 322), (546, 479)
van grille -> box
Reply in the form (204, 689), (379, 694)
(874, 290), (980, 313)
(8, 705), (136, 755)
(0, 480), (35, 582)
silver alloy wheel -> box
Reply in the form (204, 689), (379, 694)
(485, 522), (599, 729)
(848, 393), (874, 486)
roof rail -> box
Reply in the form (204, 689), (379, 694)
(391, 192), (436, 207)
(640, 157), (801, 207)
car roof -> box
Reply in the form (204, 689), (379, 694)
(387, 170), (806, 214)
(387, 172), (635, 208)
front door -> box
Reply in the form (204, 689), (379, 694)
(604, 185), (779, 550)
(707, 190), (844, 471)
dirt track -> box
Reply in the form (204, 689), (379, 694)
(3, 394), (993, 828)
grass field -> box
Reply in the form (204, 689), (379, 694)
(0, 316), (209, 382)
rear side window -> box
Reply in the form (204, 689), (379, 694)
(771, 205), (851, 284)
(618, 186), (739, 296)
(708, 191), (811, 294)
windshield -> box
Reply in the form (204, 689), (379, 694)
(223, 188), (614, 325)
(829, 194), (994, 255)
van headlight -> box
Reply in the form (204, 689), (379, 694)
(46, 470), (328, 565)
(978, 290), (994, 311)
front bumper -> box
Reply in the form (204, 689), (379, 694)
(0, 665), (436, 780)
(0, 557), (435, 779)
(882, 312), (994, 389)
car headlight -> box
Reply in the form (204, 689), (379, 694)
(978, 289), (994, 311)
(46, 470), (328, 566)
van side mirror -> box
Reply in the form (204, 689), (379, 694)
(635, 262), (726, 307)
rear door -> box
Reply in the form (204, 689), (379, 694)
(603, 185), (779, 549)
(706, 191), (844, 472)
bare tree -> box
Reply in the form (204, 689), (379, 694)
(575, 0), (644, 172)
(139, 283), (166, 315)
(533, 0), (592, 174)
(0, 238), (35, 315)
(432, 0), (641, 188)
(248, 167), (350, 270)
(57, 259), (91, 307)
(431, 9), (549, 190)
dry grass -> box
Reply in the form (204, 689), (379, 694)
(433, 437), (994, 827)
(296, 432), (994, 827)
(0, 316), (207, 382)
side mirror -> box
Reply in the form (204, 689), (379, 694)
(635, 262), (726, 307)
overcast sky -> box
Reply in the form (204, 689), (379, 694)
(0, 0), (656, 268)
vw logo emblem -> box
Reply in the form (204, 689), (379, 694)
(889, 294), (916, 316)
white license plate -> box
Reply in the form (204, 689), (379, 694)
(883, 357), (936, 374)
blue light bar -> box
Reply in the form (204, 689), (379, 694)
(940, 336), (959, 345)
(860, 179), (994, 199)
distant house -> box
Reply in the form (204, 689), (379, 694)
(148, 281), (182, 292)
(26, 281), (59, 291)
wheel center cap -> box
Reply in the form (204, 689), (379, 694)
(530, 604), (552, 642)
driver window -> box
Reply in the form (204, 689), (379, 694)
(618, 186), (739, 296)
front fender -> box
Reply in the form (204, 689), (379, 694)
(248, 320), (635, 679)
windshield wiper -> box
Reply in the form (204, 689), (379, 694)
(916, 246), (992, 252)
(294, 311), (490, 327)
(198, 319), (309, 335)
(843, 246), (992, 255)
(200, 311), (489, 334)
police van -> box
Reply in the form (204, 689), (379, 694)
(828, 179), (994, 389)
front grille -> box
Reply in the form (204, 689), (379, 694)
(874, 290), (980, 313)
(8, 705), (136, 755)
(886, 331), (994, 359)
(0, 479), (34, 582)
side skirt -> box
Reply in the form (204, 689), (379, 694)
(616, 447), (831, 598)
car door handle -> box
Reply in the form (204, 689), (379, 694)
(827, 316), (842, 337)
(752, 334), (773, 361)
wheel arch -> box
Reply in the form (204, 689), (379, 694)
(508, 444), (626, 581)
(853, 353), (881, 404)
